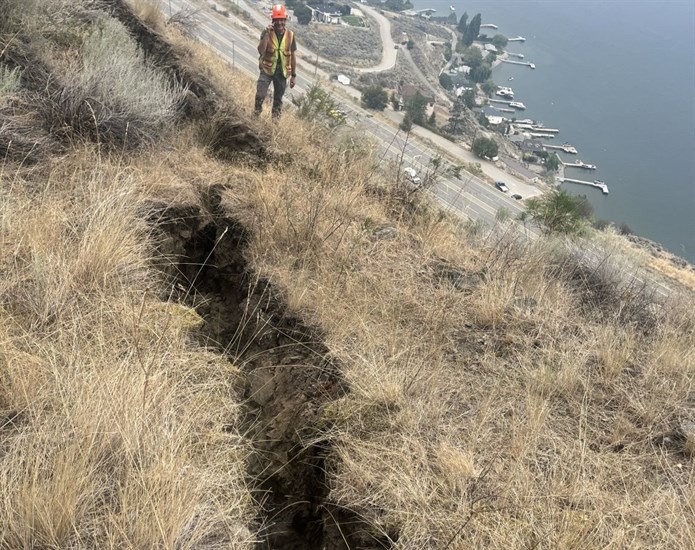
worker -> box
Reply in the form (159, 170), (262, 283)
(254, 4), (297, 117)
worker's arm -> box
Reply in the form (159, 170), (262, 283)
(257, 27), (272, 55)
(289, 39), (297, 87)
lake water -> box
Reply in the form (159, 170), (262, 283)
(414, 0), (695, 262)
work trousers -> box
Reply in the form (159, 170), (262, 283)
(254, 72), (287, 117)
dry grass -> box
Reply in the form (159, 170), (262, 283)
(0, 150), (254, 548)
(214, 114), (695, 546)
(1, 0), (694, 548)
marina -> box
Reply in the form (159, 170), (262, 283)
(559, 177), (609, 194)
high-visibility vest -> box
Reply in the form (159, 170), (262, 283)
(258, 29), (294, 78)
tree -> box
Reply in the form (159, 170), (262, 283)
(472, 136), (498, 159)
(404, 92), (427, 125)
(447, 97), (465, 134)
(525, 188), (588, 235)
(491, 34), (508, 50)
(461, 45), (483, 68)
(546, 152), (561, 171)
(399, 112), (413, 132)
(480, 79), (496, 97)
(463, 13), (481, 46)
(361, 84), (388, 110)
(462, 89), (475, 109)
(469, 63), (491, 83)
(439, 72), (453, 90)
(428, 110), (436, 125)
(457, 11), (468, 35)
(406, 39), (414, 50)
(390, 91), (399, 111)
(294, 4), (312, 24)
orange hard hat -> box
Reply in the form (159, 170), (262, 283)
(271, 4), (287, 19)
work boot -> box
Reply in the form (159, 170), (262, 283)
(254, 98), (263, 116)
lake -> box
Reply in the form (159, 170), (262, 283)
(414, 0), (695, 262)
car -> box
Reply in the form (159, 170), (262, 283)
(511, 193), (523, 200)
(495, 181), (509, 193)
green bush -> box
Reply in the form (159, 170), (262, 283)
(472, 136), (498, 159)
(361, 84), (388, 110)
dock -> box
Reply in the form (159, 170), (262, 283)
(490, 98), (513, 105)
(544, 144), (578, 154)
(501, 59), (535, 69)
(515, 124), (559, 133)
(563, 160), (596, 170)
(508, 52), (525, 59)
(559, 177), (609, 194)
(480, 23), (498, 29)
(508, 36), (526, 42)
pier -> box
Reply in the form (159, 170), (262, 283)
(544, 144), (578, 154)
(480, 23), (498, 29)
(515, 124), (559, 133)
(563, 160), (596, 170)
(508, 53), (525, 59)
(501, 59), (536, 69)
(508, 36), (526, 42)
(559, 177), (609, 194)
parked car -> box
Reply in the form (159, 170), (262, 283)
(495, 181), (509, 193)
(511, 193), (523, 200)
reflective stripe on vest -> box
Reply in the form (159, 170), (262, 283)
(259, 30), (293, 77)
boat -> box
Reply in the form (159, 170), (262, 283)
(449, 4), (455, 10)
(509, 101), (526, 110)
(508, 76), (514, 81)
(495, 86), (514, 98)
(594, 180), (605, 185)
(529, 63), (536, 69)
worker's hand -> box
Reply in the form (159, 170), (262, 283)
(266, 25), (274, 34)
(289, 76), (296, 89)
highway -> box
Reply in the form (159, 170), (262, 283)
(162, 0), (676, 298)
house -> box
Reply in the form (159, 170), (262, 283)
(307, 6), (342, 23)
(337, 74), (350, 86)
(484, 43), (498, 53)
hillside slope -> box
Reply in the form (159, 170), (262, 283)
(1, 1), (693, 548)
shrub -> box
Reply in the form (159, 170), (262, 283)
(43, 16), (186, 149)
(361, 84), (388, 110)
(472, 136), (498, 159)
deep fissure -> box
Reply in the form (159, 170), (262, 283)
(151, 188), (392, 549)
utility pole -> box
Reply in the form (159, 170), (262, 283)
(232, 40), (236, 69)
(314, 52), (318, 78)
(169, 0), (172, 17)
